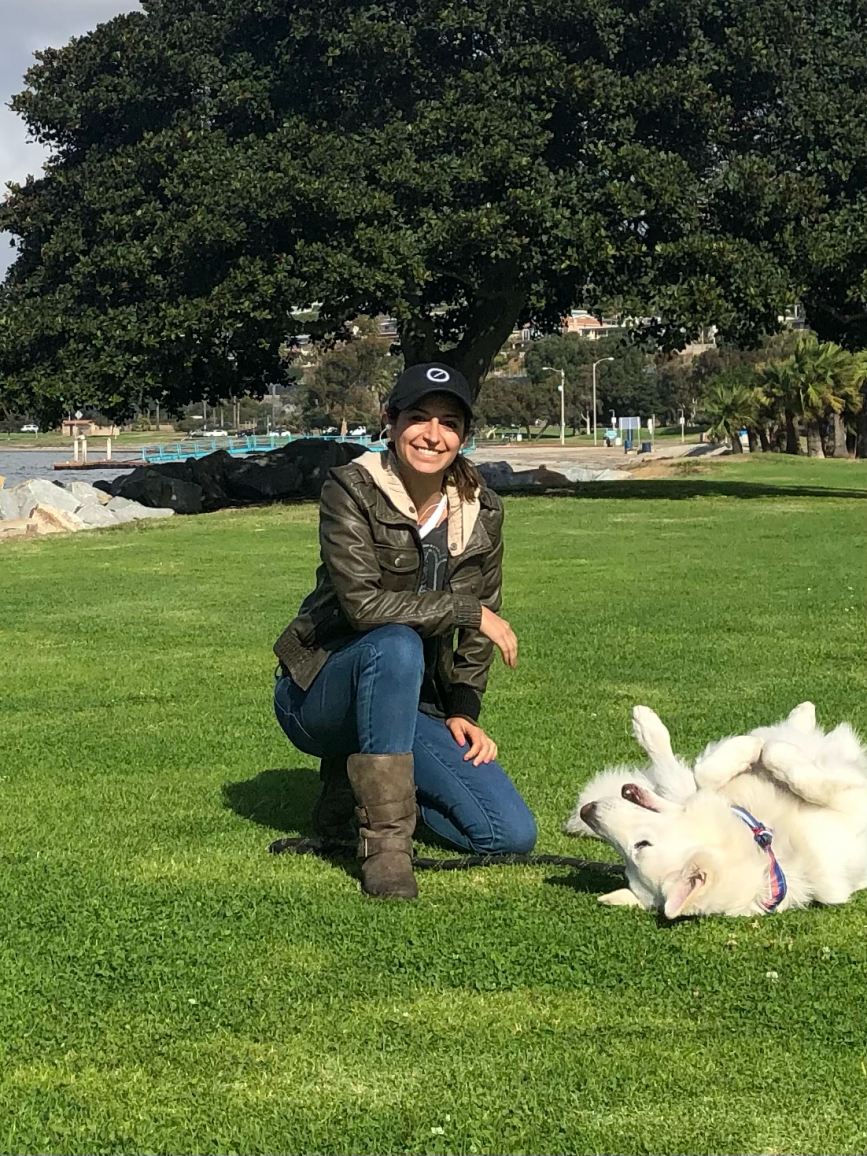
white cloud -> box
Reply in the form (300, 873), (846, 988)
(0, 0), (142, 274)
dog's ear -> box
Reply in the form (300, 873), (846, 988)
(662, 859), (710, 920)
(787, 701), (817, 733)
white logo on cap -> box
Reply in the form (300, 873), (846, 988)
(426, 367), (450, 383)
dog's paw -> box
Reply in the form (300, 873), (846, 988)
(762, 739), (810, 780)
(694, 735), (763, 788)
(598, 888), (641, 907)
(787, 701), (817, 733)
(632, 705), (672, 757)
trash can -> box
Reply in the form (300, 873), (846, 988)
(640, 441), (652, 454)
(624, 437), (633, 452)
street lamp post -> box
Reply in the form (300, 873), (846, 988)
(542, 366), (566, 445)
(591, 357), (614, 446)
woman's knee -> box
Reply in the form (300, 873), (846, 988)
(364, 624), (424, 679)
(465, 801), (537, 856)
(493, 807), (537, 856)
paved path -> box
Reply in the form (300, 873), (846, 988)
(470, 440), (708, 472)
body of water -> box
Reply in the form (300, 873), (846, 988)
(0, 449), (135, 490)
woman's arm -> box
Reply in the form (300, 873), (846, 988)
(445, 496), (512, 723)
(320, 474), (483, 636)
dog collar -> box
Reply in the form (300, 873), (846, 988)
(731, 805), (787, 912)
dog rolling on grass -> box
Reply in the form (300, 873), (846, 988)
(565, 703), (867, 919)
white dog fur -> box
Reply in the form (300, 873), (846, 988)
(564, 703), (867, 919)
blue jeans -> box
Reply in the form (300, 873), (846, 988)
(274, 624), (536, 854)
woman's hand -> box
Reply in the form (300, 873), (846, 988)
(446, 718), (498, 766)
(479, 605), (518, 668)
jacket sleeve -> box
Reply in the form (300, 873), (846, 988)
(444, 495), (504, 723)
(319, 474), (483, 636)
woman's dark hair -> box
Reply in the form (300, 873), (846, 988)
(385, 404), (483, 504)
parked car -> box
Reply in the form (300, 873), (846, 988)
(349, 425), (369, 437)
(275, 429), (293, 437)
(20, 423), (39, 433)
(201, 428), (228, 437)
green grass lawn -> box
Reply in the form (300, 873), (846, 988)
(0, 457), (865, 1155)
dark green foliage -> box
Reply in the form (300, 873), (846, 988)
(2, 0), (867, 422)
(300, 317), (398, 429)
(474, 373), (558, 435)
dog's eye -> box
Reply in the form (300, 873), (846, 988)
(634, 840), (651, 851)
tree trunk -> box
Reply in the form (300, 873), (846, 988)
(830, 411), (849, 458)
(398, 277), (527, 398)
(784, 410), (801, 455)
(805, 421), (825, 457)
(730, 432), (744, 453)
(746, 427), (759, 453)
(856, 410), (867, 458)
(758, 426), (771, 453)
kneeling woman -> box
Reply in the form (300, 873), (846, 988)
(273, 363), (536, 899)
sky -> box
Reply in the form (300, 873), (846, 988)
(0, 0), (142, 276)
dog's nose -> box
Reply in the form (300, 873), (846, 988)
(579, 801), (597, 822)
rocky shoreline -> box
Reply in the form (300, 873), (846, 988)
(0, 476), (175, 541)
(1, 439), (629, 542)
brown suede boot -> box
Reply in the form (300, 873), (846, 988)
(346, 752), (418, 899)
(311, 754), (356, 847)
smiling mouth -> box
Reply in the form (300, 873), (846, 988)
(621, 783), (660, 812)
(411, 445), (443, 456)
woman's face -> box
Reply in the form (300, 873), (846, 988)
(392, 392), (467, 479)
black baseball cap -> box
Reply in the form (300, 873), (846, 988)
(385, 362), (474, 422)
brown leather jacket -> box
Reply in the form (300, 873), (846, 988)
(273, 449), (503, 722)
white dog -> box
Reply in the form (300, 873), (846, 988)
(564, 703), (867, 919)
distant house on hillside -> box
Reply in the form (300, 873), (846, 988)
(562, 309), (622, 340)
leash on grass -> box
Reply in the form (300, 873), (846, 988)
(268, 836), (624, 875)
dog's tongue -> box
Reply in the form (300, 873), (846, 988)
(622, 783), (659, 812)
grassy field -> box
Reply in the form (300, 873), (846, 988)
(0, 456), (864, 1155)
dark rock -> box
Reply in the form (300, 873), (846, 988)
(106, 439), (366, 514)
(92, 479), (113, 495)
(112, 467), (203, 514)
(223, 439), (365, 504)
(109, 460), (193, 496)
(189, 449), (235, 511)
(225, 456), (304, 502)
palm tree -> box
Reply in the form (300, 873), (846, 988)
(702, 377), (760, 454)
(756, 358), (799, 454)
(840, 350), (867, 458)
(787, 337), (862, 458)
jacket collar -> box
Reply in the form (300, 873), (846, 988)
(354, 449), (482, 557)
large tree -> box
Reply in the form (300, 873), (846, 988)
(1, 0), (865, 421)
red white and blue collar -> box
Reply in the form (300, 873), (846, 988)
(731, 805), (787, 912)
